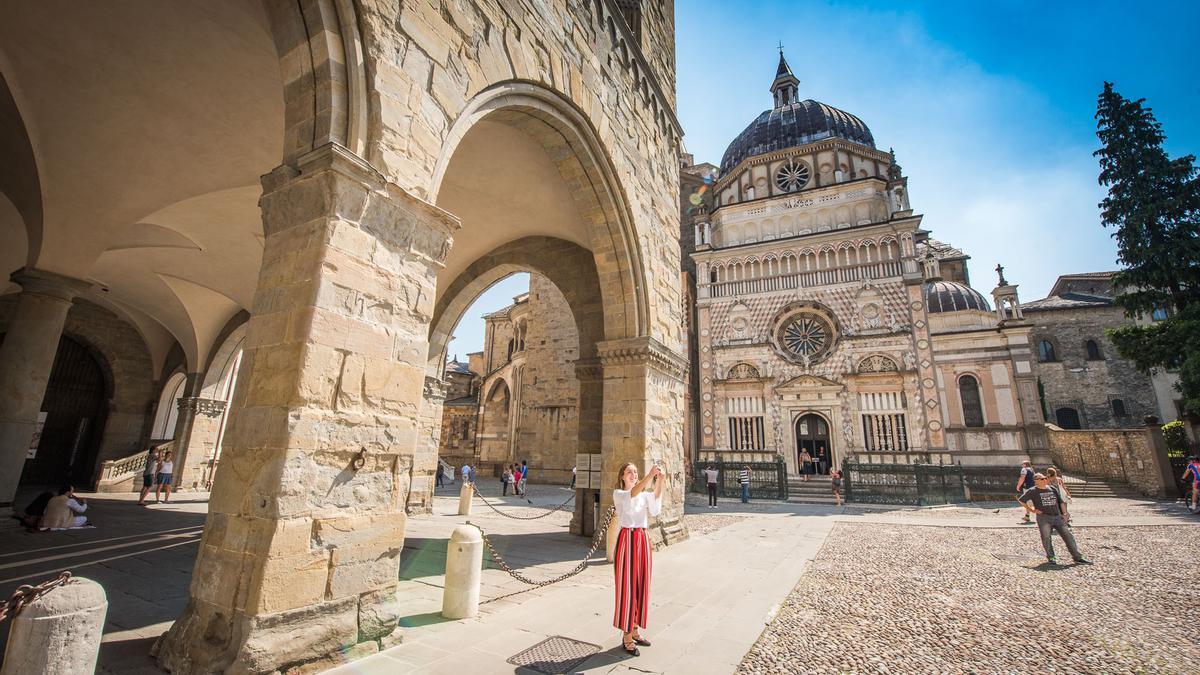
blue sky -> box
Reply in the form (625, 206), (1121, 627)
(451, 1), (1197, 356)
(677, 0), (1198, 297)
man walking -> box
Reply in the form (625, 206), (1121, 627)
(519, 460), (529, 495)
(704, 464), (719, 508)
(436, 462), (445, 488)
(1015, 460), (1036, 523)
(1019, 473), (1089, 565)
(461, 463), (472, 485)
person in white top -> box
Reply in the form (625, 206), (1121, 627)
(612, 460), (667, 657)
(461, 464), (472, 483)
(155, 450), (175, 503)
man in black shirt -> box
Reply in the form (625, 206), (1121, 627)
(1018, 473), (1089, 565)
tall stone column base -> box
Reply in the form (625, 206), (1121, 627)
(155, 144), (457, 674)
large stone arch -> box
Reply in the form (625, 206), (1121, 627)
(428, 236), (605, 372)
(430, 82), (649, 345)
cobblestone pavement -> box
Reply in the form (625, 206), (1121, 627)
(738, 523), (1200, 674)
(683, 512), (749, 537)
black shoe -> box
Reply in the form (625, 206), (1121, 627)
(633, 636), (651, 647)
(622, 641), (640, 656)
(1073, 557), (1092, 564)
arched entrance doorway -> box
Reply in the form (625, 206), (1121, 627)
(794, 412), (831, 475)
(21, 335), (107, 488)
(479, 379), (511, 462)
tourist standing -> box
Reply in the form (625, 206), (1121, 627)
(816, 446), (828, 475)
(571, 465), (577, 489)
(461, 463), (472, 484)
(1018, 473), (1089, 565)
(799, 450), (814, 481)
(137, 446), (160, 506)
(831, 470), (843, 507)
(519, 460), (529, 495)
(155, 450), (174, 503)
(1015, 460), (1036, 523)
(704, 464), (719, 508)
(1182, 456), (1200, 512)
(738, 465), (751, 503)
(502, 465), (513, 496)
(1045, 467), (1072, 507)
(613, 460), (666, 656)
(510, 463), (522, 496)
(435, 462), (445, 488)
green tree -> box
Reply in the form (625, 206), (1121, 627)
(1094, 82), (1200, 415)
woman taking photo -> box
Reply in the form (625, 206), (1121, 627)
(612, 460), (666, 657)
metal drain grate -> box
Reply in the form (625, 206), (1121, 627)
(507, 635), (602, 674)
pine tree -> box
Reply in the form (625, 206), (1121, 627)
(1094, 82), (1200, 415)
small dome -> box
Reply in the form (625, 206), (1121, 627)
(924, 281), (991, 313)
(720, 100), (876, 175)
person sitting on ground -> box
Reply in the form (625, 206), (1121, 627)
(138, 446), (160, 506)
(17, 490), (55, 528)
(155, 450), (175, 503)
(1018, 473), (1089, 566)
(39, 485), (91, 530)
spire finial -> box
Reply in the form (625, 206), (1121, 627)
(778, 40), (784, 55)
(995, 263), (1008, 286)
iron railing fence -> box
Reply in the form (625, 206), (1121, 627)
(842, 460), (969, 506)
(691, 460), (788, 501)
(960, 466), (1020, 501)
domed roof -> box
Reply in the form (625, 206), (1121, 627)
(924, 281), (992, 314)
(719, 100), (876, 175)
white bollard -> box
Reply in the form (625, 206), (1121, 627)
(442, 525), (483, 619)
(457, 483), (473, 516)
(1, 576), (107, 675)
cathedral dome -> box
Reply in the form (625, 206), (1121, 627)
(719, 100), (876, 175)
(924, 280), (992, 314)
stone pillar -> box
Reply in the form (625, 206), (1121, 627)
(155, 144), (458, 674)
(172, 393), (226, 491)
(596, 337), (689, 548)
(406, 376), (449, 515)
(1144, 416), (1180, 499)
(0, 269), (90, 509)
(570, 358), (603, 536)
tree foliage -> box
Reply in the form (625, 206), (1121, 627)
(1094, 82), (1200, 414)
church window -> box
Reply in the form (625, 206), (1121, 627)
(726, 396), (765, 451)
(1037, 340), (1057, 362)
(859, 391), (908, 452)
(959, 375), (985, 428)
(1110, 398), (1127, 417)
(857, 354), (897, 373)
(777, 313), (834, 363)
(710, 268), (718, 283)
(728, 363), (760, 380)
(775, 158), (811, 192)
(1085, 340), (1103, 361)
(1054, 407), (1082, 429)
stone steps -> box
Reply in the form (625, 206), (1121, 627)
(786, 478), (840, 504)
(1060, 475), (1140, 499)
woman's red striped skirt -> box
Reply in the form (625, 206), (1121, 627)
(613, 526), (652, 633)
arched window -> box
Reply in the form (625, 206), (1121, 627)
(1111, 399), (1127, 417)
(709, 268), (718, 284)
(1085, 340), (1102, 360)
(1037, 340), (1057, 362)
(959, 375), (985, 428)
(151, 372), (188, 440)
(1054, 407), (1082, 430)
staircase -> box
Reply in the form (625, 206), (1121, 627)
(1060, 474), (1141, 499)
(786, 476), (840, 505)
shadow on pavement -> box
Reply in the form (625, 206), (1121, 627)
(1, 489), (208, 674)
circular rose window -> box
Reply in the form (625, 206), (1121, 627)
(777, 313), (834, 362)
(775, 158), (810, 192)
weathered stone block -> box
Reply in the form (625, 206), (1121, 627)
(237, 597), (358, 673)
(357, 587), (403, 642)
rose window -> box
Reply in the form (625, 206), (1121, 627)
(778, 313), (833, 361)
(775, 158), (810, 192)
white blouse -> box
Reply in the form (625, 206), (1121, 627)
(613, 489), (662, 529)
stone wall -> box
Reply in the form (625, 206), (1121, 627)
(513, 274), (580, 484)
(1028, 304), (1159, 429)
(1045, 423), (1177, 497)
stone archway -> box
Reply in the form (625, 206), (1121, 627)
(479, 378), (512, 462)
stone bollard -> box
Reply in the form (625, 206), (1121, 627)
(442, 525), (482, 619)
(457, 482), (473, 516)
(1, 576), (107, 675)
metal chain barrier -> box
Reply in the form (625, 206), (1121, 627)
(469, 505), (616, 591)
(0, 571), (73, 623)
(467, 481), (576, 520)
